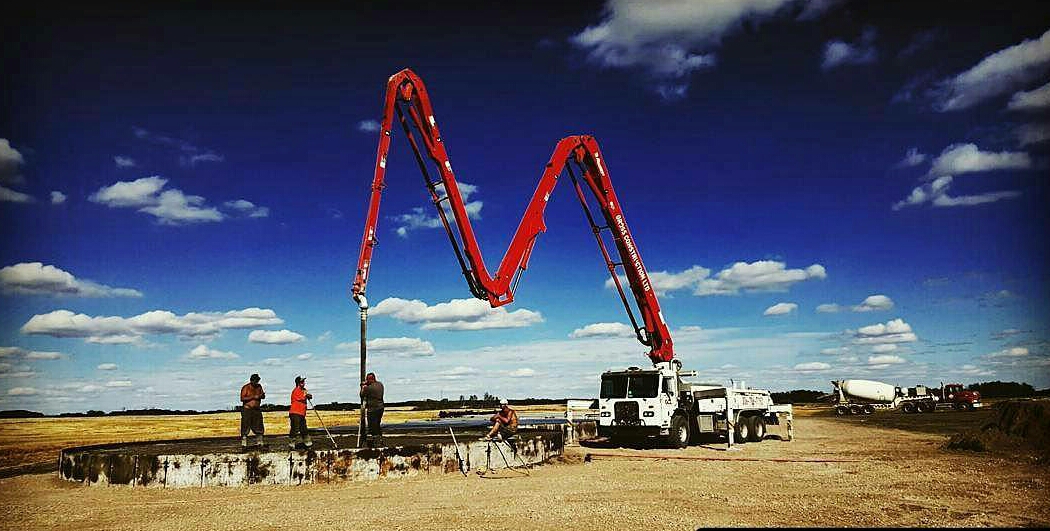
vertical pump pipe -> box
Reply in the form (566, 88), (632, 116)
(356, 296), (368, 447)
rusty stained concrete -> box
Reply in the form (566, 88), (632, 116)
(59, 427), (572, 488)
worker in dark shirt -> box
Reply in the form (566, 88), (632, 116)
(359, 372), (385, 447)
(239, 373), (266, 448)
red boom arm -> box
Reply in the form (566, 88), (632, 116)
(350, 69), (674, 364)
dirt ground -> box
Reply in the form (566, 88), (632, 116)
(1, 407), (1048, 529)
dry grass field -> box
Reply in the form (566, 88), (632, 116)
(0, 404), (1048, 529)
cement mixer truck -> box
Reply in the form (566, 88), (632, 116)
(830, 379), (982, 415)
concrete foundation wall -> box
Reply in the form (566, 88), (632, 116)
(59, 428), (564, 488)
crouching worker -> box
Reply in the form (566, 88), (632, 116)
(289, 376), (313, 449)
(239, 373), (266, 448)
(485, 398), (518, 442)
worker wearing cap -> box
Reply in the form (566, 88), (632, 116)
(359, 372), (385, 447)
(289, 376), (313, 449)
(485, 398), (518, 441)
(239, 373), (266, 448)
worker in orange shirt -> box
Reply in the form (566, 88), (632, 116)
(289, 376), (313, 449)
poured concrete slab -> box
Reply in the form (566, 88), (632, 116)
(58, 421), (593, 487)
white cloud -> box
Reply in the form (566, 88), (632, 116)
(870, 344), (898, 353)
(185, 344), (239, 361)
(895, 148), (927, 168)
(0, 346), (68, 361)
(763, 302), (797, 316)
(0, 185), (34, 203)
(505, 368), (537, 378)
(97, 363), (118, 370)
(0, 139), (25, 185)
(853, 318), (918, 345)
(434, 366), (479, 380)
(357, 120), (380, 133)
(852, 294), (894, 312)
(224, 199), (270, 218)
(262, 358), (283, 366)
(7, 387), (38, 396)
(821, 28), (877, 70)
(131, 127), (223, 168)
(89, 176), (225, 225)
(932, 28), (1050, 111)
(296, 353), (313, 360)
(1016, 123), (1050, 147)
(394, 182), (482, 237)
(894, 175), (1021, 210)
(988, 347), (1028, 358)
(815, 303), (841, 313)
(371, 297), (543, 331)
(607, 260), (826, 296)
(794, 361), (831, 372)
(0, 262), (143, 298)
(569, 0), (807, 99)
(569, 322), (635, 338)
(867, 354), (906, 365)
(114, 156), (137, 168)
(1008, 81), (1050, 110)
(820, 347), (849, 356)
(21, 307), (283, 342)
(248, 329), (305, 345)
(925, 143), (1031, 178)
(337, 337), (436, 357)
(105, 380), (134, 387)
(50, 191), (67, 205)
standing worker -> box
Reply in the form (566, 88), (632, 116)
(485, 398), (518, 441)
(239, 373), (266, 448)
(289, 376), (313, 449)
(360, 372), (385, 447)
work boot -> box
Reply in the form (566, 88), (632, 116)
(241, 436), (249, 448)
(374, 435), (384, 448)
(303, 436), (313, 448)
(255, 434), (265, 448)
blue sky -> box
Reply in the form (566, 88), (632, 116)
(1, 2), (1048, 413)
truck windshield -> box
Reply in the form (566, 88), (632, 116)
(600, 374), (658, 398)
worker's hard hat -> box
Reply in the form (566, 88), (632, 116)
(500, 398), (508, 406)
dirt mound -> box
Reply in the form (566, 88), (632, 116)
(947, 399), (1050, 460)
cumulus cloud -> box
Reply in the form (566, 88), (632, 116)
(0, 185), (34, 203)
(248, 329), (305, 345)
(90, 176), (224, 225)
(894, 148), (927, 168)
(105, 380), (134, 387)
(852, 318), (918, 345)
(504, 368), (537, 378)
(569, 322), (635, 338)
(1008, 81), (1050, 110)
(870, 344), (898, 353)
(893, 175), (1021, 210)
(114, 156), (137, 168)
(821, 28), (878, 70)
(815, 303), (841, 313)
(794, 361), (831, 372)
(357, 120), (380, 133)
(931, 28), (1050, 111)
(433, 366), (479, 380)
(394, 182), (482, 237)
(1016, 123), (1050, 147)
(224, 199), (270, 218)
(50, 191), (66, 205)
(371, 297), (543, 331)
(7, 387), (38, 396)
(296, 353), (313, 361)
(607, 260), (826, 296)
(763, 302), (797, 316)
(925, 143), (1031, 179)
(185, 344), (239, 361)
(0, 139), (25, 185)
(867, 354), (906, 365)
(97, 363), (118, 370)
(569, 0), (813, 99)
(131, 127), (223, 167)
(0, 262), (143, 298)
(852, 295), (894, 312)
(21, 307), (283, 343)
(338, 337), (436, 357)
(987, 347), (1028, 358)
(0, 346), (68, 361)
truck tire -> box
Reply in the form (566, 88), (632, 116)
(835, 405), (850, 416)
(919, 401), (934, 413)
(954, 403), (966, 411)
(862, 405), (875, 415)
(901, 402), (916, 414)
(666, 415), (688, 449)
(849, 405), (863, 415)
(733, 416), (750, 444)
(748, 416), (766, 442)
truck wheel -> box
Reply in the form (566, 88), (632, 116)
(954, 403), (965, 411)
(965, 403), (975, 412)
(849, 405), (863, 415)
(862, 405), (875, 415)
(901, 402), (916, 414)
(920, 401), (934, 413)
(667, 415), (688, 449)
(835, 406), (850, 416)
(734, 416), (750, 444)
(748, 416), (766, 442)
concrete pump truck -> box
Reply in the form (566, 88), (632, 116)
(349, 69), (792, 448)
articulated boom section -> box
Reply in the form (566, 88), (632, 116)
(350, 68), (674, 364)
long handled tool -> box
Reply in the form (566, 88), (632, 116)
(309, 398), (338, 449)
(448, 427), (467, 476)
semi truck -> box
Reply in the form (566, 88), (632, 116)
(348, 69), (793, 449)
(830, 379), (982, 415)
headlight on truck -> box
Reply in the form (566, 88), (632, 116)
(601, 411), (611, 417)
(643, 411), (655, 417)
